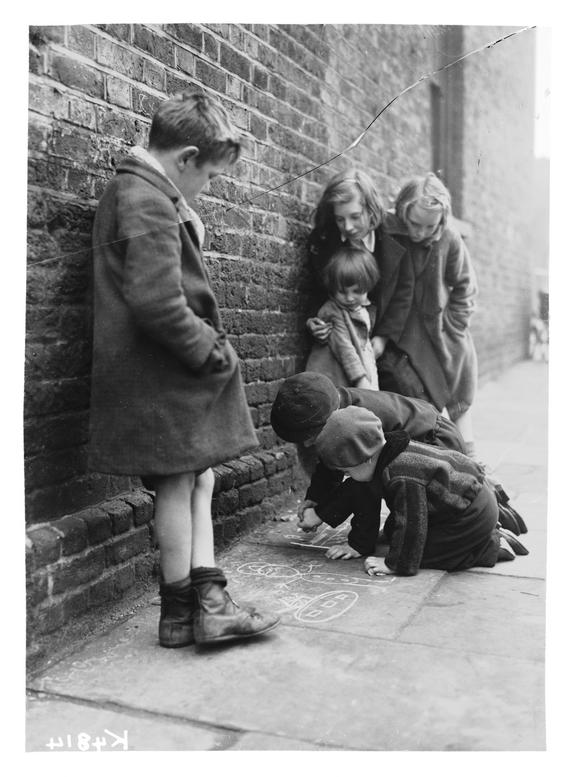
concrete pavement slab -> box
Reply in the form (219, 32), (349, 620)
(27, 614), (543, 750)
(26, 694), (232, 751)
(398, 572), (545, 662)
(229, 732), (339, 750)
(471, 532), (546, 579)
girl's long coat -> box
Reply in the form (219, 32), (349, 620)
(381, 212), (478, 419)
(89, 155), (258, 477)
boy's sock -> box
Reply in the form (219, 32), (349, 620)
(158, 575), (195, 648)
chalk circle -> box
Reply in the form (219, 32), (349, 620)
(295, 590), (359, 623)
(236, 562), (300, 579)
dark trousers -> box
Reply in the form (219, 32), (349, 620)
(421, 483), (500, 571)
(377, 341), (434, 405)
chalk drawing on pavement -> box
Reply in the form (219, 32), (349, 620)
(235, 561), (395, 589)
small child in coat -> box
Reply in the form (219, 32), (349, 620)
(313, 406), (527, 575)
(90, 91), (278, 647)
(306, 244), (380, 390)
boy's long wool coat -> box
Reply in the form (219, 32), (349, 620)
(89, 155), (258, 476)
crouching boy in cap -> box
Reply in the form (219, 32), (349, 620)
(271, 372), (467, 559)
(314, 406), (527, 574)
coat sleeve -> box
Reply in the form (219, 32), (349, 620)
(305, 461), (345, 506)
(116, 182), (218, 370)
(324, 306), (368, 384)
(384, 478), (429, 575)
(443, 231), (477, 332)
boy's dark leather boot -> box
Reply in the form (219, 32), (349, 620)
(158, 576), (196, 648)
(189, 567), (279, 646)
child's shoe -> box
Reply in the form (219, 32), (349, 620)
(158, 577), (196, 648)
(190, 567), (279, 646)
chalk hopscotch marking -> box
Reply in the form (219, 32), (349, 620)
(235, 560), (395, 623)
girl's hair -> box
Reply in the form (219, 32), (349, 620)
(148, 91), (242, 165)
(321, 244), (380, 295)
(313, 169), (384, 235)
(394, 172), (452, 237)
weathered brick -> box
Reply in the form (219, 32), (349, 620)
(238, 478), (267, 508)
(96, 38), (144, 80)
(164, 24), (202, 51)
(121, 491), (154, 526)
(49, 54), (105, 99)
(51, 547), (106, 594)
(24, 411), (88, 457)
(267, 469), (293, 496)
(241, 454), (265, 481)
(27, 526), (61, 565)
(96, 24), (132, 42)
(133, 25), (174, 66)
(27, 569), (49, 607)
(77, 506), (113, 544)
(214, 488), (239, 516)
(68, 26), (95, 57)
(105, 527), (151, 566)
(223, 459), (251, 487)
(51, 515), (88, 555)
(213, 464), (236, 493)
(251, 450), (278, 476)
(102, 499), (134, 535)
(166, 72), (192, 96)
(196, 58), (226, 92)
(30, 26), (65, 46)
(63, 588), (89, 620)
(174, 46), (195, 77)
(106, 75), (132, 108)
(34, 600), (66, 635)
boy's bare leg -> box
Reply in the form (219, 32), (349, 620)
(154, 472), (196, 583)
(191, 468), (216, 568)
(453, 408), (475, 455)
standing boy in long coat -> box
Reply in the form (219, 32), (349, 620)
(90, 91), (278, 647)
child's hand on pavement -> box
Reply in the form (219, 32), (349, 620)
(364, 556), (394, 576)
(325, 543), (362, 560)
(297, 506), (323, 533)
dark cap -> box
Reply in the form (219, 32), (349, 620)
(270, 372), (340, 443)
(315, 406), (384, 469)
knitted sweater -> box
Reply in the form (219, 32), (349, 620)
(367, 441), (486, 575)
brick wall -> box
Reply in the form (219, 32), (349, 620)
(26, 23), (537, 639)
(459, 26), (537, 379)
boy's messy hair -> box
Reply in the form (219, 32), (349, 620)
(395, 172), (452, 237)
(321, 243), (380, 295)
(148, 90), (242, 165)
(313, 169), (384, 236)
